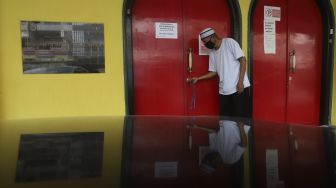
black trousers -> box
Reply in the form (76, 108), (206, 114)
(219, 87), (251, 118)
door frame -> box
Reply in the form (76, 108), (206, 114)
(123, 0), (243, 115)
(248, 0), (335, 124)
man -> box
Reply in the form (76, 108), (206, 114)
(188, 28), (251, 118)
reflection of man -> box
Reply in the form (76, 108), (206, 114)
(189, 120), (250, 172)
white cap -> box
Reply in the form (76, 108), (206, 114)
(200, 28), (215, 39)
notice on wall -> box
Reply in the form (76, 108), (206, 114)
(154, 162), (178, 178)
(199, 36), (212, 55)
(264, 20), (276, 54)
(155, 22), (178, 39)
(264, 6), (280, 54)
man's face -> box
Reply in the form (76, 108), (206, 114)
(202, 35), (215, 49)
(202, 35), (213, 44)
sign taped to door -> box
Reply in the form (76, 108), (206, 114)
(264, 20), (276, 54)
(264, 6), (280, 54)
(264, 6), (281, 21)
(199, 36), (211, 55)
(155, 22), (178, 39)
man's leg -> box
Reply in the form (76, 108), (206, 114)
(219, 94), (234, 116)
(233, 87), (251, 118)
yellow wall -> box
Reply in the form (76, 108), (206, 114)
(0, 0), (125, 119)
(239, 0), (251, 61)
(331, 0), (336, 125)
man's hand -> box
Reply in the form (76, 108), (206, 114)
(187, 77), (199, 84)
(237, 121), (244, 129)
(237, 82), (244, 94)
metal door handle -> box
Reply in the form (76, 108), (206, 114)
(289, 50), (296, 73)
(188, 48), (192, 73)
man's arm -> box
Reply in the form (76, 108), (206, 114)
(237, 122), (247, 147)
(187, 71), (217, 84)
(237, 56), (247, 94)
(187, 124), (216, 133)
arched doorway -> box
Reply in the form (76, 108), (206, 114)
(249, 0), (334, 125)
(124, 0), (242, 115)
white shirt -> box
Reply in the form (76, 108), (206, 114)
(209, 120), (250, 164)
(209, 38), (251, 95)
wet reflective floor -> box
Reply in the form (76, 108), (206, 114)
(0, 116), (335, 188)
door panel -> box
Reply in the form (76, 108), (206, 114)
(252, 0), (288, 123)
(252, 0), (322, 125)
(183, 0), (231, 115)
(133, 0), (231, 115)
(286, 0), (322, 124)
(133, 0), (185, 115)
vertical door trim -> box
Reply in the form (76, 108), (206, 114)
(122, 0), (135, 115)
(248, 0), (335, 124)
(123, 0), (242, 115)
(315, 0), (335, 124)
(248, 0), (258, 122)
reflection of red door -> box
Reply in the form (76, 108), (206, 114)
(252, 0), (322, 125)
(128, 116), (233, 188)
(253, 121), (329, 188)
(132, 0), (231, 115)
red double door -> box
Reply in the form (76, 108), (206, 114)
(252, 0), (323, 125)
(132, 0), (232, 115)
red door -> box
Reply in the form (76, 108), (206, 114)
(252, 0), (322, 125)
(132, 0), (231, 115)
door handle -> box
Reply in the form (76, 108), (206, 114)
(289, 50), (296, 73)
(188, 48), (192, 73)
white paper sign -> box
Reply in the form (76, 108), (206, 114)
(264, 20), (276, 54)
(155, 22), (178, 39)
(154, 162), (178, 178)
(264, 20), (275, 35)
(198, 36), (211, 55)
(264, 6), (281, 21)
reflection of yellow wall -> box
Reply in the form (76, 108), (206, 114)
(0, 0), (125, 119)
(0, 117), (124, 188)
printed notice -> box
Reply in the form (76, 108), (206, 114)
(264, 6), (281, 21)
(154, 162), (178, 178)
(155, 22), (178, 39)
(199, 36), (211, 55)
(264, 20), (276, 54)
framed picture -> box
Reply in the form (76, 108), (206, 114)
(21, 21), (105, 74)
